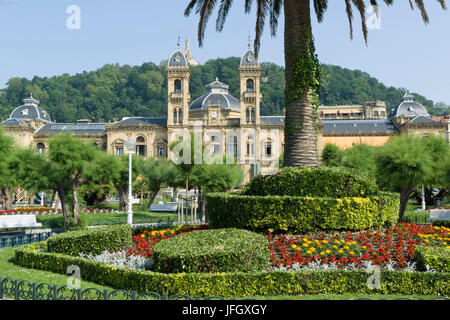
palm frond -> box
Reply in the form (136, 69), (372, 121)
(254, 0), (271, 57)
(313, 0), (329, 23)
(269, 0), (283, 37)
(216, 0), (234, 32)
(197, 0), (219, 47)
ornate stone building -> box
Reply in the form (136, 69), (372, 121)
(1, 44), (447, 184)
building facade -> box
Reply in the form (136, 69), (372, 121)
(1, 44), (448, 184)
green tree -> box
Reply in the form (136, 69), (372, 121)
(341, 143), (379, 178)
(321, 143), (343, 167)
(138, 157), (182, 210)
(375, 135), (450, 221)
(0, 129), (17, 210)
(184, 0), (447, 167)
(87, 152), (140, 212)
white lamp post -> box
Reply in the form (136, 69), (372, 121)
(125, 138), (136, 225)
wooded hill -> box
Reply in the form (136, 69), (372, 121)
(0, 57), (448, 123)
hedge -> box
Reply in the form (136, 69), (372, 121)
(153, 229), (270, 273)
(46, 225), (133, 256)
(414, 245), (450, 273)
(206, 192), (399, 234)
(432, 220), (450, 228)
(14, 242), (449, 297)
(241, 166), (379, 198)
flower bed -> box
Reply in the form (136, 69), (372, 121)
(268, 223), (449, 270)
(127, 225), (208, 260)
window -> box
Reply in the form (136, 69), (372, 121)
(247, 135), (254, 155)
(174, 79), (182, 93)
(251, 108), (255, 123)
(246, 79), (254, 92)
(173, 108), (182, 124)
(136, 136), (146, 156)
(374, 111), (379, 117)
(226, 136), (238, 157)
(246, 108), (250, 122)
(210, 136), (220, 155)
(246, 107), (255, 123)
(36, 143), (45, 154)
(264, 140), (272, 156)
(116, 146), (123, 156)
(157, 145), (165, 156)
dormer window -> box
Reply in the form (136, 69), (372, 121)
(21, 109), (29, 116)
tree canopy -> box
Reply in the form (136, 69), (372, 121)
(0, 58), (447, 124)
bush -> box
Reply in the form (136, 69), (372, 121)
(14, 242), (449, 297)
(153, 228), (270, 273)
(241, 166), (378, 198)
(206, 192), (399, 234)
(433, 220), (450, 228)
(414, 245), (450, 273)
(46, 225), (133, 256)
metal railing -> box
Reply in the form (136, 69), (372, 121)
(0, 232), (54, 249)
(0, 277), (448, 301)
(0, 277), (225, 300)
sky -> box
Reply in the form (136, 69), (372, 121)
(0, 0), (449, 104)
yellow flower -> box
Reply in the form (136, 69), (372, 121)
(344, 246), (350, 250)
(340, 240), (345, 243)
(306, 250), (312, 255)
(303, 238), (308, 242)
(338, 250), (344, 254)
(320, 252), (325, 256)
(310, 247), (316, 252)
(325, 250), (331, 254)
(292, 245), (297, 249)
(322, 240), (328, 244)
(303, 243), (309, 247)
(349, 251), (355, 255)
(334, 240), (340, 244)
(362, 246), (367, 249)
(333, 245), (338, 249)
(423, 239), (429, 243)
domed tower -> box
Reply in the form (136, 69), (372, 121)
(167, 38), (191, 127)
(6, 94), (52, 128)
(238, 41), (262, 126)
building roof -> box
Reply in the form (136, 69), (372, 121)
(260, 116), (285, 125)
(322, 120), (398, 134)
(410, 115), (440, 124)
(240, 45), (260, 67)
(113, 117), (167, 126)
(35, 123), (106, 136)
(168, 49), (188, 67)
(190, 78), (241, 111)
(8, 95), (52, 123)
(389, 92), (430, 118)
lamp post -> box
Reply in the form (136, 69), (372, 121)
(125, 139), (136, 225)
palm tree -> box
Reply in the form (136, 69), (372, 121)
(184, 0), (447, 167)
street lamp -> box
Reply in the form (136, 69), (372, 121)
(125, 138), (136, 225)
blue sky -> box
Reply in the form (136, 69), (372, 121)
(0, 0), (449, 104)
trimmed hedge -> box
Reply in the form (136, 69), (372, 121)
(432, 220), (450, 228)
(206, 192), (399, 234)
(414, 245), (450, 273)
(46, 225), (133, 256)
(14, 242), (450, 297)
(241, 166), (378, 198)
(153, 228), (270, 273)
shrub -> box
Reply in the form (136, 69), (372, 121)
(14, 242), (450, 297)
(46, 225), (132, 256)
(206, 192), (399, 234)
(433, 220), (450, 228)
(241, 166), (378, 198)
(153, 228), (270, 273)
(414, 245), (450, 273)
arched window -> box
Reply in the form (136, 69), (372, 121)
(36, 143), (45, 154)
(174, 79), (182, 93)
(246, 79), (254, 92)
(136, 136), (146, 157)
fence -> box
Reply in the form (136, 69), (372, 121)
(0, 277), (448, 301)
(0, 232), (54, 249)
(0, 277), (225, 301)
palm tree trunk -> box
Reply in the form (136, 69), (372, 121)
(283, 0), (320, 167)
